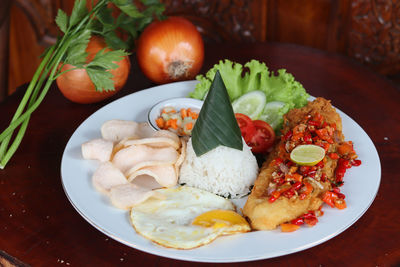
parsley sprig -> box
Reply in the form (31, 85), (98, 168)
(0, 0), (164, 168)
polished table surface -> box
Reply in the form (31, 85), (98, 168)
(0, 43), (399, 266)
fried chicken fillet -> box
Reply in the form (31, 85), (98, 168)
(243, 98), (344, 230)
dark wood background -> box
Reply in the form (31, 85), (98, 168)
(1, 0), (399, 102)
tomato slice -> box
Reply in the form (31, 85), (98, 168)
(248, 120), (275, 154)
(235, 113), (256, 143)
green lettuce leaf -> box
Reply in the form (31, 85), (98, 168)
(264, 69), (308, 108)
(241, 60), (269, 95)
(189, 74), (210, 100)
(191, 59), (244, 101)
(190, 59), (309, 132)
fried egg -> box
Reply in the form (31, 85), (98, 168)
(130, 186), (251, 249)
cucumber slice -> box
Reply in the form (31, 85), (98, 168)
(259, 101), (287, 130)
(232, 90), (266, 120)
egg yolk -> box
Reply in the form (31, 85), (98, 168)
(192, 209), (250, 229)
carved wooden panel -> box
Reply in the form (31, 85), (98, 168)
(267, 0), (337, 49)
(13, 0), (61, 46)
(8, 0), (75, 94)
(161, 0), (267, 43)
(348, 0), (400, 75)
(7, 0), (266, 95)
(5, 0), (400, 97)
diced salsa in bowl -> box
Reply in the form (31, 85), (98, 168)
(156, 107), (199, 136)
(148, 97), (203, 136)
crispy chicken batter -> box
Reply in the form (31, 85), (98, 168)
(243, 98), (344, 230)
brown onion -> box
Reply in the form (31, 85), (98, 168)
(56, 36), (131, 104)
(136, 16), (204, 84)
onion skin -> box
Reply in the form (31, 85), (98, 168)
(137, 16), (204, 84)
(56, 36), (131, 104)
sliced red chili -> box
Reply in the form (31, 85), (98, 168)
(286, 173), (303, 182)
(315, 128), (333, 143)
(283, 188), (295, 198)
(308, 120), (320, 127)
(274, 157), (284, 166)
(304, 217), (318, 226)
(316, 160), (324, 168)
(291, 218), (305, 226)
(335, 166), (346, 182)
(307, 170), (317, 178)
(286, 160), (295, 167)
(337, 192), (346, 199)
(322, 191), (337, 208)
(316, 141), (330, 151)
(269, 196), (277, 203)
(303, 132), (312, 144)
(334, 198), (347, 209)
(283, 130), (293, 141)
(292, 182), (303, 191)
(332, 187), (341, 194)
(320, 173), (327, 182)
(299, 166), (311, 175)
(302, 211), (315, 220)
(338, 158), (351, 168)
(271, 190), (281, 199)
(314, 112), (323, 124)
(299, 193), (307, 200)
(328, 152), (339, 159)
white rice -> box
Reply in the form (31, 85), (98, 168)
(179, 138), (259, 198)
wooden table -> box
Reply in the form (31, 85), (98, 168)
(0, 43), (399, 266)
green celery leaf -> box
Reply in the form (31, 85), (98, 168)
(65, 29), (91, 65)
(86, 18), (102, 33)
(97, 6), (115, 28)
(116, 14), (139, 39)
(119, 19), (139, 40)
(86, 66), (115, 92)
(134, 15), (154, 31)
(111, 0), (145, 18)
(140, 0), (162, 5)
(103, 30), (130, 50)
(70, 0), (88, 27)
(140, 1), (165, 21)
(87, 48), (129, 70)
(191, 70), (243, 157)
(55, 9), (68, 33)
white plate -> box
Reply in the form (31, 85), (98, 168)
(61, 80), (381, 263)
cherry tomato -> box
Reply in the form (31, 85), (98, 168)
(248, 120), (275, 154)
(235, 113), (256, 143)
